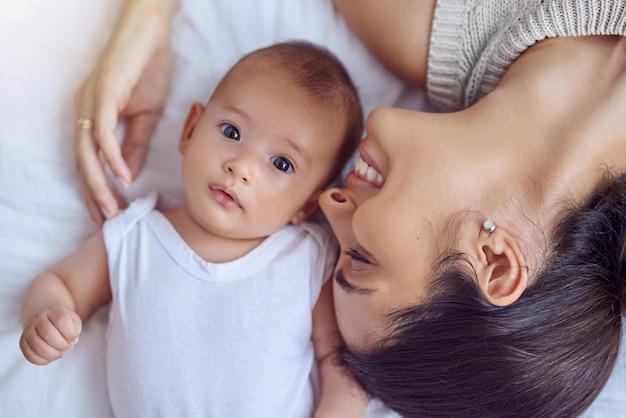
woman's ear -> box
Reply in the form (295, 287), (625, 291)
(291, 190), (322, 225)
(472, 227), (528, 306)
(179, 102), (205, 154)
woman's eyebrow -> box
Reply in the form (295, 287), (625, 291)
(335, 268), (374, 295)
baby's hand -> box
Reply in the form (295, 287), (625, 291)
(19, 305), (82, 365)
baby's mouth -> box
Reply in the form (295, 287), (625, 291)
(209, 185), (242, 209)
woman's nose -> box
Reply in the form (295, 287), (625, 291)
(319, 188), (357, 242)
(365, 106), (395, 138)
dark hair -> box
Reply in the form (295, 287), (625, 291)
(225, 40), (363, 186)
(340, 172), (626, 417)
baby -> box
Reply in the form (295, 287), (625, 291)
(20, 41), (366, 417)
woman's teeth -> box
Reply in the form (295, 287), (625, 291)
(355, 156), (384, 185)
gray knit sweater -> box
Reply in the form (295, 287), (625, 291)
(427, 0), (626, 111)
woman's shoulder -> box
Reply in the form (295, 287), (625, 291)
(427, 0), (626, 110)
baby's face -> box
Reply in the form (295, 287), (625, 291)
(179, 60), (344, 240)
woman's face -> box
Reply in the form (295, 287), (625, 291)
(320, 107), (481, 350)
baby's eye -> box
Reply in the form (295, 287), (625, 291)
(271, 156), (293, 173)
(219, 123), (240, 141)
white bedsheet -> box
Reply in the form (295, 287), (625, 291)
(0, 0), (623, 417)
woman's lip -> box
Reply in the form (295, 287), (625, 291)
(359, 142), (384, 177)
(209, 184), (242, 209)
(352, 142), (384, 187)
(345, 171), (382, 189)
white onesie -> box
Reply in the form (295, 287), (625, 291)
(102, 194), (337, 418)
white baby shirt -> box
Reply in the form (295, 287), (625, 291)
(102, 194), (338, 418)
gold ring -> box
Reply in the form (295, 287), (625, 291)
(77, 117), (94, 130)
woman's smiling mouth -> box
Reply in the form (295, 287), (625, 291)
(354, 155), (384, 186)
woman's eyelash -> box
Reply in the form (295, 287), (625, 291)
(345, 248), (371, 264)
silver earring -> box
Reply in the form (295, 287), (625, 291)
(483, 219), (496, 233)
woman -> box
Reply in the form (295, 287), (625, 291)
(319, 1), (626, 416)
(74, 0), (626, 416)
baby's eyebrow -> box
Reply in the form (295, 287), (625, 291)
(335, 268), (374, 295)
(221, 105), (250, 122)
(282, 136), (311, 166)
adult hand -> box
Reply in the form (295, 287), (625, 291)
(19, 305), (82, 366)
(74, 0), (178, 226)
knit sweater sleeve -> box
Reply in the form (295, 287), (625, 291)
(427, 0), (626, 111)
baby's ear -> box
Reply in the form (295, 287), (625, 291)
(179, 102), (205, 154)
(291, 190), (323, 225)
(472, 227), (528, 306)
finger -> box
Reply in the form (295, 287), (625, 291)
(20, 334), (55, 366)
(76, 126), (119, 219)
(94, 100), (133, 187)
(75, 81), (120, 221)
(35, 315), (76, 351)
(122, 112), (160, 177)
(22, 327), (66, 364)
(79, 178), (105, 228)
(99, 149), (130, 212)
(48, 308), (82, 345)
(111, 181), (129, 212)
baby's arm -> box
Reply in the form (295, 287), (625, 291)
(20, 231), (111, 365)
(312, 281), (370, 418)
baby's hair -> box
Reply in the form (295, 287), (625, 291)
(227, 40), (363, 186)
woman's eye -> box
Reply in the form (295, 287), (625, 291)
(345, 248), (372, 274)
(345, 248), (372, 266)
(271, 156), (293, 173)
(220, 123), (240, 141)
